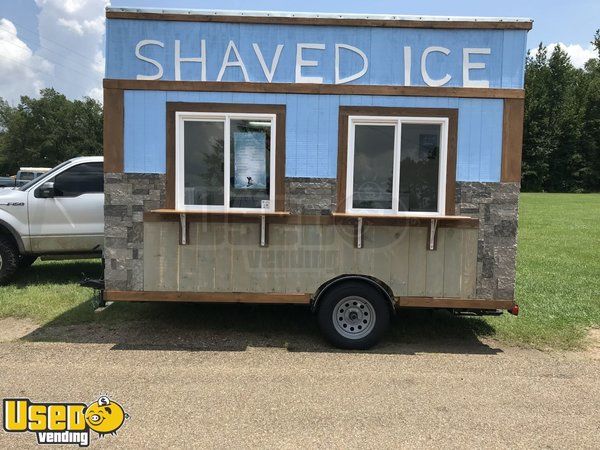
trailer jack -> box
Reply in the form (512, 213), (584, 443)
(80, 278), (107, 310)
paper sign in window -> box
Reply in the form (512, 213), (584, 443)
(233, 131), (267, 190)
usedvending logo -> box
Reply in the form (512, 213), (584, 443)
(3, 396), (128, 446)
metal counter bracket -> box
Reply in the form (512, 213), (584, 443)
(356, 217), (363, 249)
(260, 214), (267, 247)
(428, 218), (438, 251)
(179, 213), (188, 245)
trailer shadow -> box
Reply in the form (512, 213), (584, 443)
(23, 299), (503, 355)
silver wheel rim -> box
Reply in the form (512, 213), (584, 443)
(0, 253), (3, 271)
(332, 296), (376, 340)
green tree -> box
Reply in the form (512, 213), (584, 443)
(0, 89), (102, 175)
(522, 32), (600, 193)
(577, 30), (600, 192)
(545, 45), (585, 192)
(0, 98), (14, 175)
(522, 44), (553, 191)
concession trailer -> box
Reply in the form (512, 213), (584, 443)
(102, 7), (531, 348)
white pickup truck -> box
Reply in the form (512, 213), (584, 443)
(0, 156), (104, 284)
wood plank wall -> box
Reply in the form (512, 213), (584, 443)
(143, 222), (478, 298)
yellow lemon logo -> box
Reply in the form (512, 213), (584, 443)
(84, 396), (127, 435)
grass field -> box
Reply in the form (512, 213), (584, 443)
(0, 193), (598, 349)
(485, 193), (600, 349)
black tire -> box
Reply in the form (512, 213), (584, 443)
(18, 255), (37, 269)
(0, 236), (19, 285)
(317, 281), (391, 350)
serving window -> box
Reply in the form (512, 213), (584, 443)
(338, 107), (458, 216)
(166, 103), (286, 212)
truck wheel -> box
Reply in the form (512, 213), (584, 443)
(18, 255), (37, 269)
(0, 236), (19, 285)
(317, 281), (390, 350)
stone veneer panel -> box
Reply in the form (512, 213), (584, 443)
(104, 173), (166, 291)
(285, 177), (337, 215)
(455, 182), (520, 300)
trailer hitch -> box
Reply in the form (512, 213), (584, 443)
(80, 277), (106, 309)
(80, 278), (105, 290)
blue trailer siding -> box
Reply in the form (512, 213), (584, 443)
(106, 19), (527, 89)
(108, 16), (525, 182)
(122, 90), (503, 181)
(501, 30), (528, 88)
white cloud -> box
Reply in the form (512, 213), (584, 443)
(34, 0), (89, 15)
(83, 16), (105, 35)
(531, 42), (597, 68)
(87, 86), (103, 102)
(0, 0), (108, 104)
(0, 19), (52, 104)
(31, 0), (109, 101)
(92, 50), (104, 74)
(57, 18), (84, 35)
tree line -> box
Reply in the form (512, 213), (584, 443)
(0, 90), (102, 176)
(0, 31), (599, 191)
(523, 30), (600, 192)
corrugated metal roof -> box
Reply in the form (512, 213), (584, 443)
(105, 7), (533, 24)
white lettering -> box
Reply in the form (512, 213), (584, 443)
(36, 432), (89, 446)
(295, 43), (325, 84)
(463, 48), (491, 88)
(421, 46), (451, 87)
(335, 44), (368, 84)
(135, 40), (164, 80)
(217, 41), (249, 82)
(252, 43), (284, 83)
(132, 39), (495, 90)
(175, 39), (206, 81)
(404, 46), (412, 86)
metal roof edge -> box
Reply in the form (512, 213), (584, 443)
(105, 6), (533, 24)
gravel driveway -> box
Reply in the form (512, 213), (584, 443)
(0, 313), (598, 449)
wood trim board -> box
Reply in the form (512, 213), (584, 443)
(106, 11), (533, 30)
(501, 98), (525, 182)
(103, 79), (525, 100)
(105, 290), (515, 310)
(336, 107), (349, 214)
(103, 88), (124, 173)
(143, 210), (479, 228)
(105, 290), (312, 304)
(396, 297), (515, 310)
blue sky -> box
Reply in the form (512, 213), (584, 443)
(0, 0), (598, 103)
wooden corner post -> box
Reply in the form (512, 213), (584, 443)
(103, 88), (124, 173)
(501, 98), (525, 182)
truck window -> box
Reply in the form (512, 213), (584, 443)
(53, 162), (104, 197)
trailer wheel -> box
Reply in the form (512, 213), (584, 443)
(317, 281), (390, 349)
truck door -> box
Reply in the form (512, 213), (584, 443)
(27, 162), (104, 253)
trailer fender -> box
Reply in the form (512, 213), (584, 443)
(311, 275), (396, 315)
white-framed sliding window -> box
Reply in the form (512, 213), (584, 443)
(175, 111), (277, 212)
(346, 115), (449, 217)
